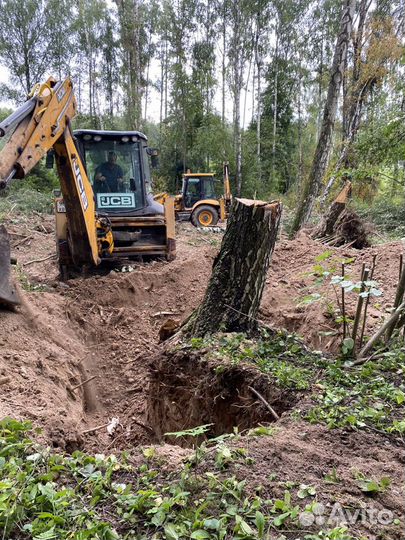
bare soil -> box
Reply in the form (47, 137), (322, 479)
(1, 213), (404, 538)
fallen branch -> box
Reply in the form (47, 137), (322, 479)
(248, 386), (280, 421)
(71, 375), (97, 392)
(82, 422), (110, 435)
(358, 301), (405, 359)
(23, 253), (56, 266)
(12, 235), (32, 248)
(151, 311), (180, 318)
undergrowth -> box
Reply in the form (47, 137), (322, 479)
(356, 198), (405, 240)
(189, 330), (405, 435)
(0, 188), (54, 216)
(1, 418), (398, 540)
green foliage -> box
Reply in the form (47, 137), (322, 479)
(164, 424), (214, 440)
(304, 528), (356, 540)
(0, 187), (54, 215)
(15, 265), (48, 293)
(0, 418), (328, 539)
(0, 160), (58, 215)
(356, 196), (405, 239)
(186, 329), (405, 435)
(355, 472), (391, 495)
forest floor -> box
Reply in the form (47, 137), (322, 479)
(0, 212), (404, 540)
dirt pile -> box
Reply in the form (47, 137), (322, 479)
(261, 231), (403, 351)
(1, 216), (404, 449)
(0, 289), (86, 450)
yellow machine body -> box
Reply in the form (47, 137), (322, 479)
(155, 165), (232, 228)
(0, 77), (176, 293)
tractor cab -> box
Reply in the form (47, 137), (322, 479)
(74, 130), (163, 217)
(182, 173), (217, 209)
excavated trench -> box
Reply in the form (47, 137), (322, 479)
(146, 348), (298, 447)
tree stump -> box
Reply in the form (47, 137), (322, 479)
(312, 181), (352, 239)
(185, 198), (282, 337)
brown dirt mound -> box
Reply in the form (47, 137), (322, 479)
(0, 288), (86, 450)
(2, 216), (404, 449)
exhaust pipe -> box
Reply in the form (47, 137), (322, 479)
(0, 225), (19, 308)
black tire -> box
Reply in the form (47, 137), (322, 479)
(191, 205), (219, 228)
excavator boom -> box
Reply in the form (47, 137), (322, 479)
(0, 76), (175, 307)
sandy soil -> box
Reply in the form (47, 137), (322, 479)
(1, 215), (403, 446)
(0, 213), (404, 538)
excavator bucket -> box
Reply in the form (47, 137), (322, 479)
(0, 225), (19, 308)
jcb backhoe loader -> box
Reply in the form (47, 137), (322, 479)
(0, 77), (175, 307)
(155, 163), (232, 227)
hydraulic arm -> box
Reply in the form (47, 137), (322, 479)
(0, 76), (177, 307)
(0, 77), (112, 270)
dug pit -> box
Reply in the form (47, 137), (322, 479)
(146, 347), (298, 446)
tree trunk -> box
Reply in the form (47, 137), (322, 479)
(272, 34), (279, 186)
(256, 59), (261, 182)
(221, 6), (226, 127)
(185, 198), (282, 337)
(291, 0), (355, 235)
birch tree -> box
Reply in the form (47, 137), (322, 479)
(291, 0), (355, 235)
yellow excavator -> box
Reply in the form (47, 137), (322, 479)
(0, 77), (176, 308)
(155, 163), (232, 227)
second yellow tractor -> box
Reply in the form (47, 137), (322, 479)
(155, 163), (232, 227)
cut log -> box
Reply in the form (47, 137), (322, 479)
(185, 198), (282, 337)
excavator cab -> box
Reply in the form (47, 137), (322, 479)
(76, 130), (152, 214)
(182, 174), (217, 209)
(55, 129), (175, 273)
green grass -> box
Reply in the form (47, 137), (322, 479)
(0, 188), (54, 217)
(189, 329), (405, 434)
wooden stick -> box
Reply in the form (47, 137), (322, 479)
(23, 253), (56, 266)
(352, 267), (369, 345)
(386, 255), (405, 342)
(359, 255), (377, 346)
(82, 422), (110, 435)
(341, 263), (347, 339)
(359, 301), (405, 358)
(71, 375), (97, 392)
(248, 386), (280, 421)
(151, 311), (180, 318)
(12, 235), (32, 248)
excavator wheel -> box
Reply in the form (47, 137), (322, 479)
(191, 205), (219, 228)
(0, 225), (19, 308)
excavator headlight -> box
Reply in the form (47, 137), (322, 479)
(94, 135), (102, 142)
(131, 136), (138, 142)
(121, 136), (129, 142)
(83, 134), (92, 141)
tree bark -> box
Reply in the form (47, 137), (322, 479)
(185, 198), (282, 337)
(291, 0), (355, 235)
(272, 33), (279, 186)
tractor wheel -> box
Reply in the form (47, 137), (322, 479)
(191, 205), (219, 228)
